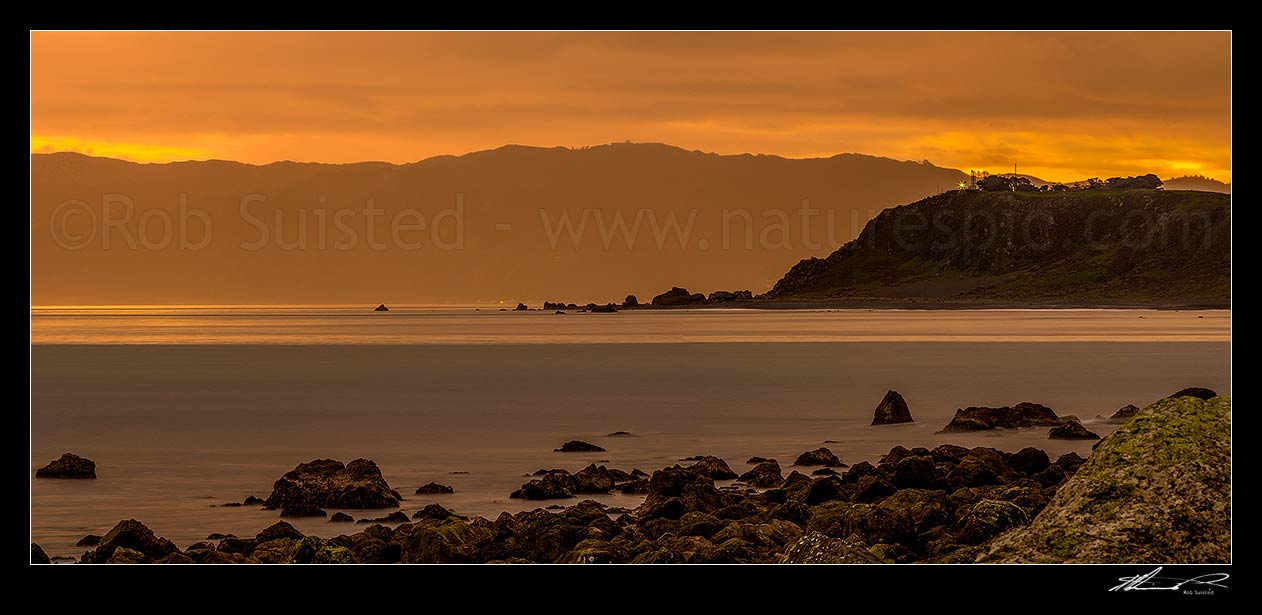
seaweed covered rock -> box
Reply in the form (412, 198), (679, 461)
(980, 395), (1231, 563)
(80, 519), (179, 564)
(772, 535), (883, 563)
(1167, 387), (1217, 400)
(264, 458), (401, 511)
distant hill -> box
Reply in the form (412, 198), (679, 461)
(31, 145), (967, 305)
(1162, 175), (1231, 193)
(766, 189), (1230, 307)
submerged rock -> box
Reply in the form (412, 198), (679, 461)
(35, 453), (97, 479)
(1047, 419), (1100, 440)
(1104, 404), (1140, 424)
(415, 482), (455, 494)
(412, 503), (462, 521)
(979, 394), (1231, 563)
(792, 447), (843, 467)
(871, 390), (914, 425)
(264, 458), (401, 511)
(511, 471), (576, 500)
(554, 440), (606, 453)
(280, 502), (328, 518)
(357, 511), (410, 524)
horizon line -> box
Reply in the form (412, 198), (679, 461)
(29, 141), (1232, 185)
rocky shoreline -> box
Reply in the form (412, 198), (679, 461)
(32, 389), (1230, 564)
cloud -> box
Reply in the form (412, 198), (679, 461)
(30, 31), (1231, 182)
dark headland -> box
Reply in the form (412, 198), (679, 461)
(528, 189), (1230, 311)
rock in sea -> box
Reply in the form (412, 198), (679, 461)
(871, 389), (914, 425)
(35, 453), (97, 479)
(554, 440), (606, 453)
(1047, 418), (1100, 440)
(938, 402), (1061, 432)
(264, 458), (402, 511)
(792, 447), (843, 467)
(374, 304), (389, 312)
(415, 482), (455, 494)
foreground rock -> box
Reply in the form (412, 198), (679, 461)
(32, 543), (50, 564)
(871, 390), (914, 425)
(1047, 418), (1100, 440)
(739, 460), (784, 488)
(1167, 387), (1217, 400)
(35, 453), (97, 479)
(938, 403), (1060, 432)
(80, 519), (179, 563)
(793, 447), (843, 467)
(686, 456), (739, 480)
(979, 394), (1231, 563)
(554, 440), (606, 453)
(264, 459), (402, 512)
(84, 437), (1088, 564)
(779, 532), (881, 563)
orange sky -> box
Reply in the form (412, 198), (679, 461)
(30, 31), (1231, 182)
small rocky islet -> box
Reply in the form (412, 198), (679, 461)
(33, 388), (1227, 564)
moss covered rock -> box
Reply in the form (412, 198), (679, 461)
(979, 395), (1230, 563)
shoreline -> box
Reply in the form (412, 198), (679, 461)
(622, 299), (1231, 311)
(34, 392), (1231, 564)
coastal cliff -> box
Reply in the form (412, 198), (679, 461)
(767, 189), (1230, 306)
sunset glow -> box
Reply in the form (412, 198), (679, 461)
(30, 31), (1231, 182)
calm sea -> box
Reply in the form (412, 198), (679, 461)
(30, 307), (1231, 559)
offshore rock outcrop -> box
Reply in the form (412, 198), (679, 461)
(979, 395), (1231, 563)
(35, 453), (97, 479)
(938, 403), (1060, 433)
(264, 459), (402, 512)
(871, 390), (914, 425)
